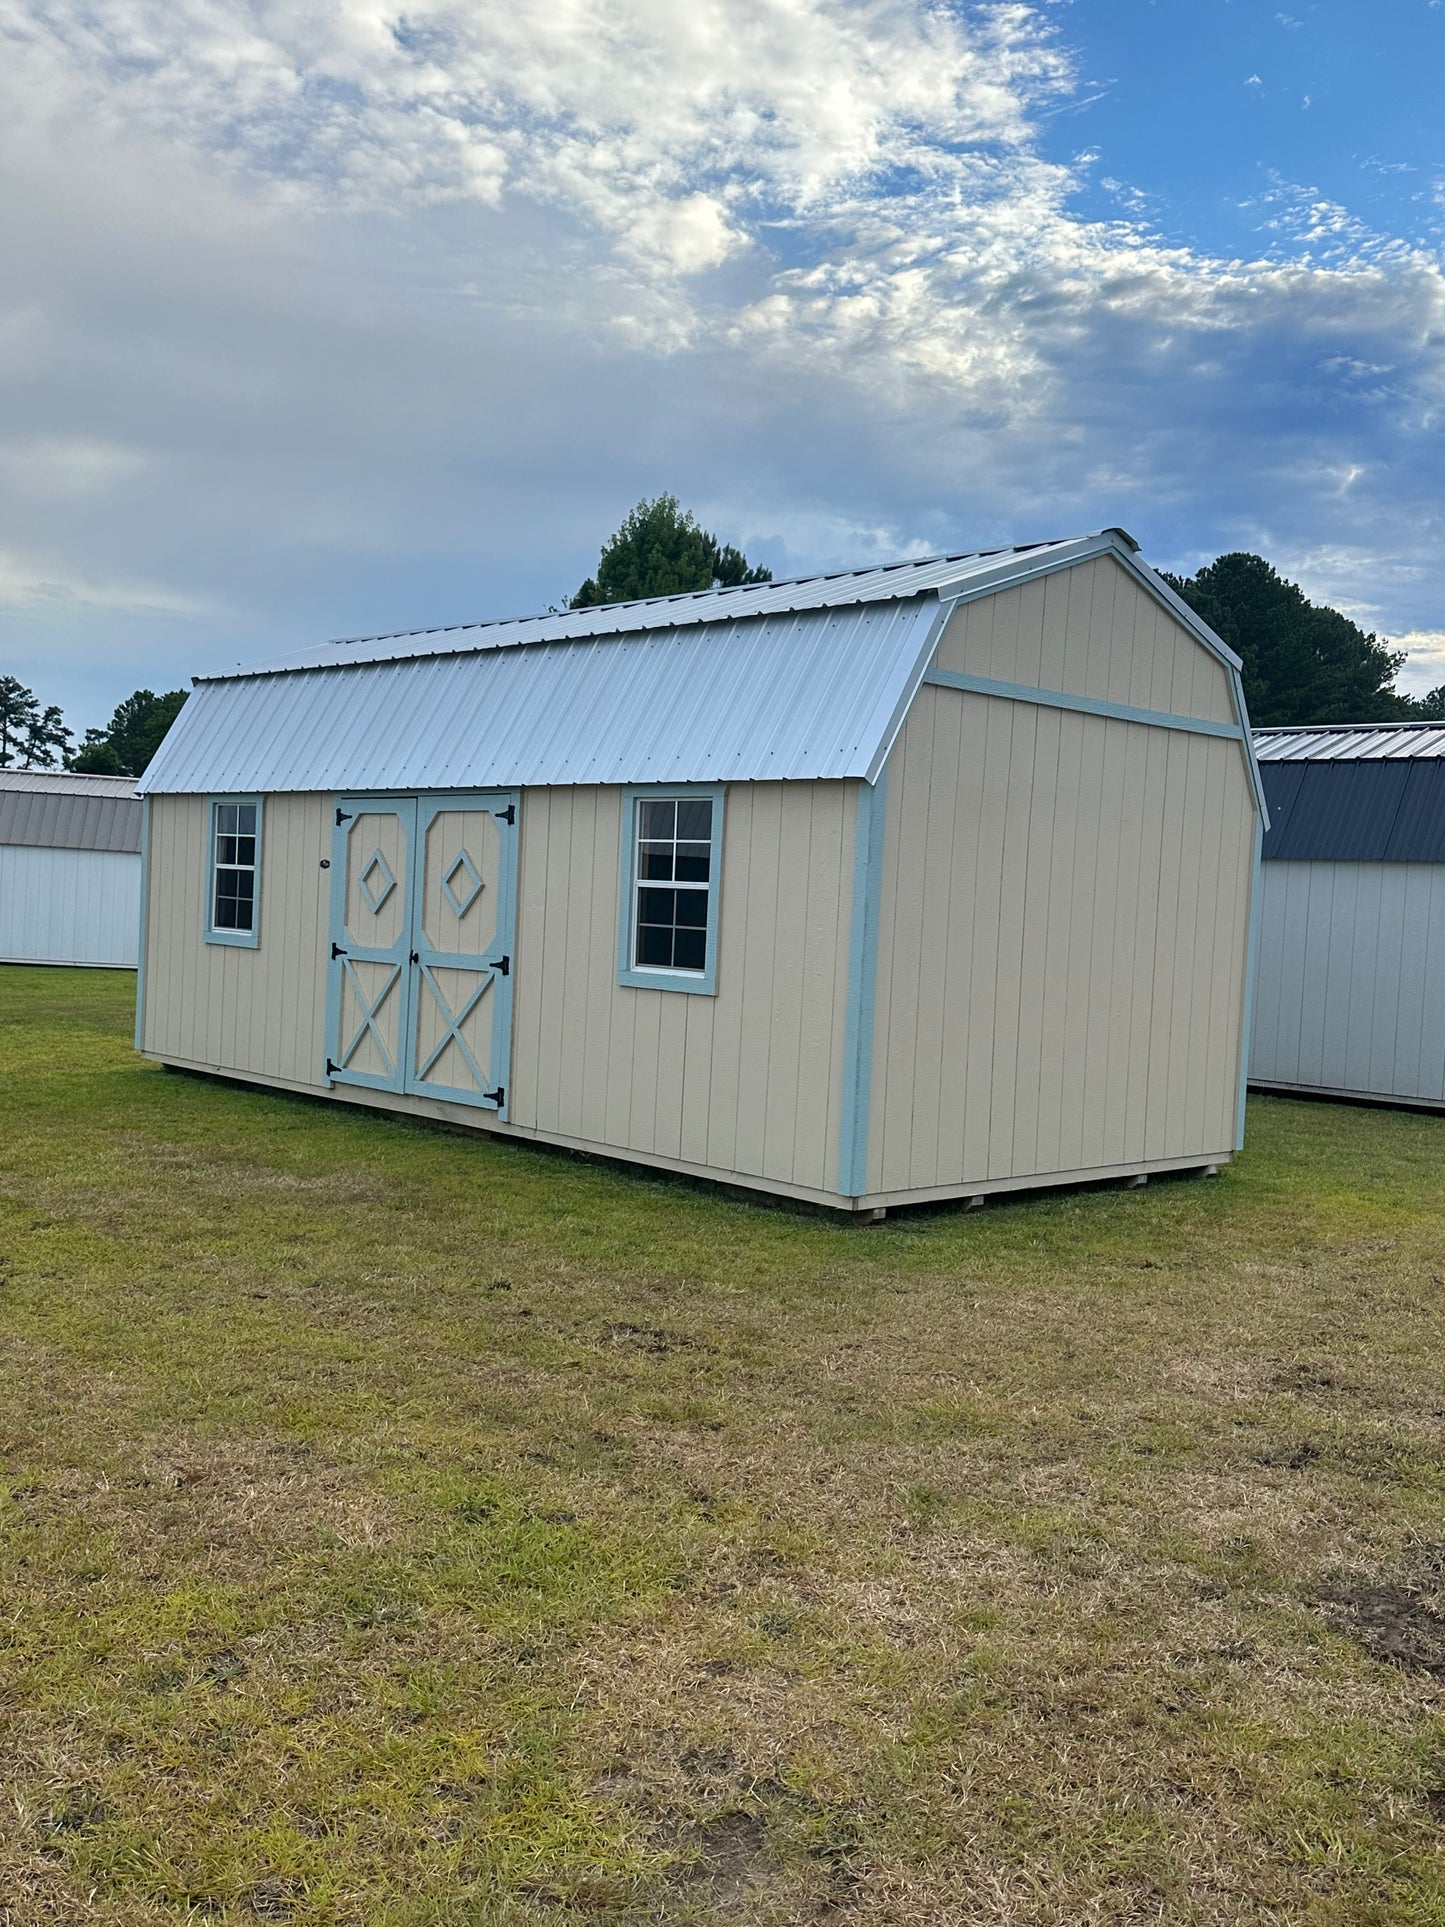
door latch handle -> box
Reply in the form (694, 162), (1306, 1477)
(331, 943), (347, 959)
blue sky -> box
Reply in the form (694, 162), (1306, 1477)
(1056, 2), (1443, 254)
(1, 0), (1443, 734)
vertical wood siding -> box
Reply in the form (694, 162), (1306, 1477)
(508, 781), (856, 1192)
(141, 793), (332, 1080)
(143, 783), (856, 1196)
(935, 555), (1238, 725)
(867, 685), (1255, 1194)
(1251, 861), (1445, 1105)
(0, 846), (140, 966)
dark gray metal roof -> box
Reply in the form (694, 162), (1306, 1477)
(1259, 758), (1445, 862)
(0, 770), (142, 853)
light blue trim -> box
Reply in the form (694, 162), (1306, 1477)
(862, 595), (958, 785)
(1226, 662), (1270, 828)
(133, 795), (151, 1047)
(406, 791), (519, 1119)
(922, 668), (1244, 740)
(203, 794), (263, 948)
(1236, 812), (1264, 1150)
(617, 784), (724, 996)
(838, 774), (888, 1198)
(325, 795), (417, 1094)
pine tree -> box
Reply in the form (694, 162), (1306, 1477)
(0, 676), (41, 767)
(71, 688), (188, 776)
(569, 496), (771, 608)
(1163, 553), (1410, 727)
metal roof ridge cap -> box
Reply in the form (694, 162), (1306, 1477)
(920, 530), (1121, 606)
(190, 585), (945, 683)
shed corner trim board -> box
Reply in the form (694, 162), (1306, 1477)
(837, 773), (888, 1198)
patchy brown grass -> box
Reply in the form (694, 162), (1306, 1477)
(2, 964), (1445, 1924)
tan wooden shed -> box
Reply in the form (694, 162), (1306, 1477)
(136, 528), (1266, 1213)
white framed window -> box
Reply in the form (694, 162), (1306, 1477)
(205, 796), (262, 948)
(617, 785), (723, 995)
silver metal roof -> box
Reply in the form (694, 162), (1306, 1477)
(214, 533), (1129, 681)
(141, 528), (1254, 800)
(142, 597), (950, 795)
(0, 769), (141, 853)
(1254, 724), (1445, 761)
(0, 769), (140, 796)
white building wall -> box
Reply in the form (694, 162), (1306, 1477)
(1251, 860), (1445, 1106)
(0, 844), (141, 967)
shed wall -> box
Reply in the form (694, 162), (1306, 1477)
(866, 684), (1254, 1195)
(140, 782), (856, 1198)
(935, 554), (1238, 725)
(141, 793), (333, 1079)
(507, 783), (855, 1192)
(0, 845), (140, 967)
(1250, 861), (1445, 1105)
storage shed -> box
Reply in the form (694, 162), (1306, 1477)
(136, 528), (1265, 1213)
(0, 769), (142, 968)
(1250, 723), (1445, 1109)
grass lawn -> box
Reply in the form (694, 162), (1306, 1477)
(2, 966), (1445, 1925)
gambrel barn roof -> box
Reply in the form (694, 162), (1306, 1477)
(141, 528), (1247, 798)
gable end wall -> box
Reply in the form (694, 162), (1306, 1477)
(865, 558), (1255, 1198)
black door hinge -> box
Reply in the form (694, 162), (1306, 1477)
(494, 803), (516, 825)
(335, 808), (353, 826)
(483, 1085), (505, 1107)
(331, 942), (347, 959)
(492, 954), (510, 976)
(325, 1058), (340, 1077)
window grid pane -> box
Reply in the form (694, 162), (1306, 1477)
(212, 802), (258, 937)
(633, 796), (712, 975)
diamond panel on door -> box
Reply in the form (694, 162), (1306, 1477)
(326, 799), (417, 1094)
(405, 799), (515, 1113)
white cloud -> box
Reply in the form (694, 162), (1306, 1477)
(0, 0), (1443, 720)
(0, 544), (209, 616)
(1393, 631), (1445, 695)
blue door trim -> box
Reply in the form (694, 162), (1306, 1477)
(404, 791), (519, 1119)
(325, 796), (419, 1096)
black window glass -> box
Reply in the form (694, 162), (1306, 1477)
(672, 927), (706, 971)
(639, 841), (675, 880)
(214, 870), (255, 931)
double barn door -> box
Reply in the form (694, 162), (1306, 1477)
(324, 792), (518, 1117)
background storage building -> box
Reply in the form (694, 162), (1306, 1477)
(0, 769), (142, 968)
(137, 528), (1266, 1213)
(1251, 724), (1445, 1109)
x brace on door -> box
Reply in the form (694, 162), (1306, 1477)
(335, 958), (401, 1078)
(413, 961), (492, 1089)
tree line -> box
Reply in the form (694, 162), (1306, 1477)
(4, 501), (1438, 773)
(0, 680), (188, 777)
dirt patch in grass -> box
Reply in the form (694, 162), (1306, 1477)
(1317, 1543), (1445, 1678)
